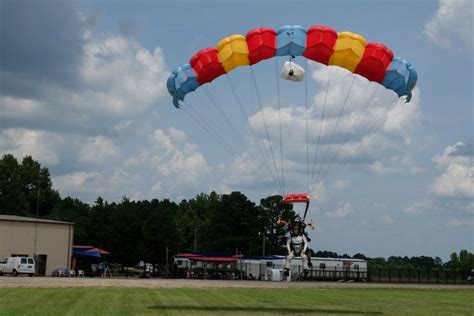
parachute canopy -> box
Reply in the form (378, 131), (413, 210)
(167, 24), (417, 108)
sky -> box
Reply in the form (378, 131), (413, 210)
(1, 0), (472, 261)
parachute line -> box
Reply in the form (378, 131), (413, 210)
(317, 81), (381, 183)
(310, 66), (332, 189)
(322, 97), (402, 180)
(314, 74), (356, 186)
(275, 57), (285, 195)
(250, 66), (284, 195)
(202, 86), (243, 150)
(182, 101), (237, 156)
(225, 75), (282, 193)
(304, 58), (310, 193)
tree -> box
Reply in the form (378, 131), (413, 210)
(259, 195), (298, 255)
(208, 191), (261, 254)
(0, 154), (60, 216)
(448, 252), (460, 269)
(0, 154), (28, 214)
(49, 197), (91, 242)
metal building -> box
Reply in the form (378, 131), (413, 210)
(0, 215), (74, 276)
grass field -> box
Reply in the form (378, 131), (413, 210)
(0, 288), (472, 315)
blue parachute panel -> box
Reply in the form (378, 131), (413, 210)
(381, 57), (417, 102)
(168, 64), (200, 108)
(276, 25), (307, 57)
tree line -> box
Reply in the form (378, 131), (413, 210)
(1, 154), (472, 270)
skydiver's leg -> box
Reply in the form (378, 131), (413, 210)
(306, 249), (313, 268)
(285, 251), (294, 271)
(302, 252), (309, 270)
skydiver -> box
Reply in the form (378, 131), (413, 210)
(277, 217), (315, 270)
(283, 220), (309, 277)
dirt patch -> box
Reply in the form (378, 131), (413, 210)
(0, 277), (472, 290)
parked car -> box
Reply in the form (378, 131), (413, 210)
(466, 269), (474, 284)
(0, 257), (35, 276)
(51, 268), (70, 277)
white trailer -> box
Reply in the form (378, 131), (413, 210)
(238, 256), (368, 281)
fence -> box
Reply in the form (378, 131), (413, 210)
(368, 268), (472, 284)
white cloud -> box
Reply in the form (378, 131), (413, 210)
(51, 127), (213, 202)
(79, 136), (120, 164)
(446, 217), (474, 229)
(332, 179), (351, 190)
(0, 128), (63, 165)
(370, 155), (423, 175)
(404, 199), (435, 214)
(432, 142), (474, 199)
(424, 0), (473, 52)
(382, 214), (395, 224)
(327, 202), (353, 218)
(0, 30), (169, 135)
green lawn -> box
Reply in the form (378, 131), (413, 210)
(0, 288), (472, 315)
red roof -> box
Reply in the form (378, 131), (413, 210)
(189, 257), (236, 262)
(84, 247), (110, 255)
(175, 253), (203, 258)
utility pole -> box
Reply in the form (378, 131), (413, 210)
(193, 226), (197, 252)
(165, 247), (169, 277)
(34, 185), (40, 256)
(262, 232), (265, 256)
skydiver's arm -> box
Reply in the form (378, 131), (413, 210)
(302, 234), (308, 253)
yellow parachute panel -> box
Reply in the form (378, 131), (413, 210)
(216, 34), (250, 73)
(329, 32), (367, 72)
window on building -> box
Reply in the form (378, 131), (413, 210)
(177, 260), (183, 266)
(319, 263), (326, 269)
(353, 264), (359, 270)
(266, 261), (273, 267)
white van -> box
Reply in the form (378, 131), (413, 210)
(0, 257), (35, 276)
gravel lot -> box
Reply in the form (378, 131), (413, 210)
(0, 277), (472, 290)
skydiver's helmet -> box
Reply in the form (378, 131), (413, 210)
(290, 220), (303, 236)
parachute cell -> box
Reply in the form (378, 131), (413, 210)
(276, 25), (307, 57)
(167, 64), (200, 108)
(329, 32), (367, 72)
(190, 48), (226, 85)
(216, 34), (250, 73)
(304, 25), (337, 65)
(354, 42), (394, 83)
(246, 27), (277, 65)
(381, 57), (417, 102)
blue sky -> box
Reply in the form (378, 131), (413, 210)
(1, 0), (472, 260)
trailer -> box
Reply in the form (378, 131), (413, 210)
(174, 253), (367, 281)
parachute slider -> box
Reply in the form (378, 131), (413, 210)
(283, 193), (310, 204)
(283, 193), (310, 220)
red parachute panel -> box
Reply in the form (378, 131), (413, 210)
(304, 25), (337, 65)
(190, 48), (226, 85)
(246, 27), (277, 65)
(283, 193), (310, 204)
(354, 42), (394, 83)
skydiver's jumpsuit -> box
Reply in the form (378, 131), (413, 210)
(285, 233), (309, 270)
